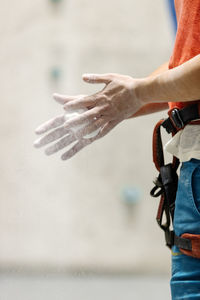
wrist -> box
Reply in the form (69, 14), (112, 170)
(134, 72), (172, 104)
(134, 77), (155, 105)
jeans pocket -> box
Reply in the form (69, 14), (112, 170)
(173, 162), (200, 236)
(191, 165), (200, 216)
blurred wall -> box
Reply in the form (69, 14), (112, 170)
(0, 0), (173, 273)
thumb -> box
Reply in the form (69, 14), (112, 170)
(82, 73), (112, 84)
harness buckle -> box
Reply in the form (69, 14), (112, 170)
(171, 108), (184, 129)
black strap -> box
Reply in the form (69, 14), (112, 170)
(174, 234), (192, 251)
(162, 118), (176, 134)
(162, 103), (200, 134)
(164, 231), (192, 251)
(179, 103), (200, 124)
(165, 230), (174, 248)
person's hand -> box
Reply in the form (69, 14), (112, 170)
(34, 73), (144, 160)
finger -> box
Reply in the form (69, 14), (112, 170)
(64, 93), (100, 111)
(82, 73), (113, 84)
(34, 126), (70, 148)
(35, 115), (65, 134)
(35, 114), (65, 134)
(64, 108), (100, 130)
(53, 93), (86, 105)
(61, 139), (92, 161)
(63, 97), (95, 112)
(45, 133), (76, 156)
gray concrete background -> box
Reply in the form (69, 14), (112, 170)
(0, 0), (174, 274)
(0, 274), (170, 300)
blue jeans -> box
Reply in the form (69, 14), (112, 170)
(171, 159), (200, 299)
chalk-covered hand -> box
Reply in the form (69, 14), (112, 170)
(34, 73), (144, 160)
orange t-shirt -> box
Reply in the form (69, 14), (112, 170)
(168, 0), (200, 110)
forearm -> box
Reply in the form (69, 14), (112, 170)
(129, 61), (169, 118)
(136, 54), (200, 104)
(132, 102), (168, 117)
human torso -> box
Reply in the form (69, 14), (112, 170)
(166, 0), (200, 161)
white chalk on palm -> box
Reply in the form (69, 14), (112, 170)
(84, 128), (100, 139)
(64, 110), (100, 139)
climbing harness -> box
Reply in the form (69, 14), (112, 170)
(151, 102), (200, 259)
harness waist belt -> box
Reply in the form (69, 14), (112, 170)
(162, 103), (200, 134)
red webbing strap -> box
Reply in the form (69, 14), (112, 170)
(179, 233), (200, 259)
(152, 118), (179, 171)
(190, 120), (200, 125)
(152, 119), (165, 171)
